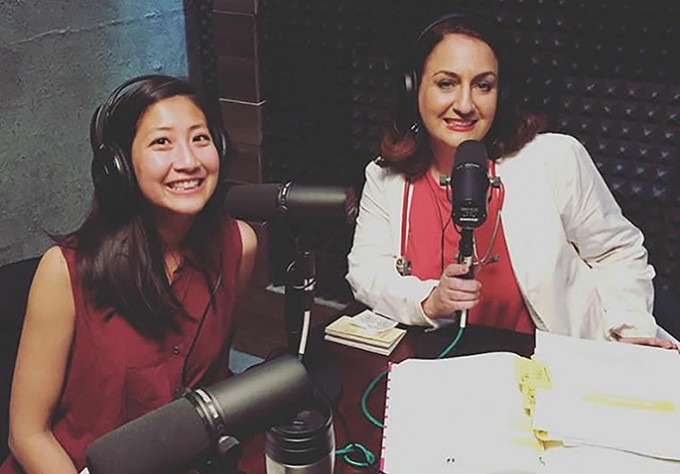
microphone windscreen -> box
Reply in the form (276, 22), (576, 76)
(454, 139), (488, 168)
(85, 398), (210, 474)
(225, 183), (282, 221)
(451, 140), (489, 229)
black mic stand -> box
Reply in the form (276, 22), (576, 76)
(283, 225), (343, 405)
(284, 231), (317, 359)
(197, 435), (243, 474)
(456, 228), (474, 278)
(453, 227), (475, 331)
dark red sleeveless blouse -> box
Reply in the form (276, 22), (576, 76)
(1, 218), (242, 473)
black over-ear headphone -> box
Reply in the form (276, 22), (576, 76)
(90, 74), (229, 217)
(398, 13), (508, 130)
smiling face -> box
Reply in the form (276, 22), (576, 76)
(131, 95), (219, 222)
(417, 33), (499, 163)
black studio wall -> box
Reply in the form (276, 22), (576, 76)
(198, 0), (680, 302)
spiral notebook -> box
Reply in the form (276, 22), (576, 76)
(380, 332), (680, 474)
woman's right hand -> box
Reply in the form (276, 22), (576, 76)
(421, 263), (482, 319)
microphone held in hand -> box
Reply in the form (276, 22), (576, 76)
(450, 140), (489, 230)
(85, 355), (313, 474)
(450, 140), (490, 280)
(225, 182), (357, 224)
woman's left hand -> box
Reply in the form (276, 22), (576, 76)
(617, 336), (679, 351)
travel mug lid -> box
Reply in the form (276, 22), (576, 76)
(266, 399), (334, 466)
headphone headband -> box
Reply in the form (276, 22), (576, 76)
(414, 13), (482, 45)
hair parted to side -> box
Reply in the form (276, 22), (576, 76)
(60, 75), (227, 339)
(380, 14), (547, 179)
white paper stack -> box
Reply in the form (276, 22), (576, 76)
(532, 331), (680, 462)
(379, 330), (680, 474)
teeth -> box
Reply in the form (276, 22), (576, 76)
(445, 119), (473, 126)
(168, 179), (200, 190)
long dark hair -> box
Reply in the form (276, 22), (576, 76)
(381, 15), (547, 179)
(62, 75), (227, 339)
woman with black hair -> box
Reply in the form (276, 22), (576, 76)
(346, 14), (674, 347)
(2, 75), (257, 473)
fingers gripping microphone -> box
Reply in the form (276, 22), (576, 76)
(85, 355), (313, 474)
(225, 182), (358, 224)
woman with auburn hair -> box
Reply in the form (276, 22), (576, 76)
(2, 75), (257, 473)
(347, 13), (674, 348)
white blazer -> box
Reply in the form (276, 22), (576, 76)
(346, 133), (657, 340)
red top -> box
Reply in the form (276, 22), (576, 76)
(1, 218), (243, 473)
(405, 169), (534, 334)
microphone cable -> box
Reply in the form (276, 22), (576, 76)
(306, 364), (385, 473)
(359, 322), (465, 427)
(264, 346), (384, 472)
(180, 272), (223, 389)
(263, 321), (465, 470)
(292, 270), (316, 361)
(354, 320), (466, 472)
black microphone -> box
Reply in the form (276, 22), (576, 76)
(225, 182), (357, 223)
(85, 355), (313, 474)
(451, 140), (489, 230)
(450, 140), (489, 283)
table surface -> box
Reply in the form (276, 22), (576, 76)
(237, 320), (535, 473)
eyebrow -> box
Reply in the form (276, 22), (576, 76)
(140, 123), (209, 143)
(142, 123), (208, 138)
(433, 70), (498, 80)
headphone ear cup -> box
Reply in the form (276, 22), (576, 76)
(210, 125), (231, 177)
(403, 68), (416, 98)
(90, 105), (106, 153)
(397, 69), (419, 130)
(91, 143), (137, 215)
(90, 99), (138, 217)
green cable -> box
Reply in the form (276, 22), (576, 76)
(360, 370), (389, 428)
(336, 443), (377, 467)
(435, 324), (465, 359)
(360, 324), (465, 429)
(341, 324), (465, 471)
